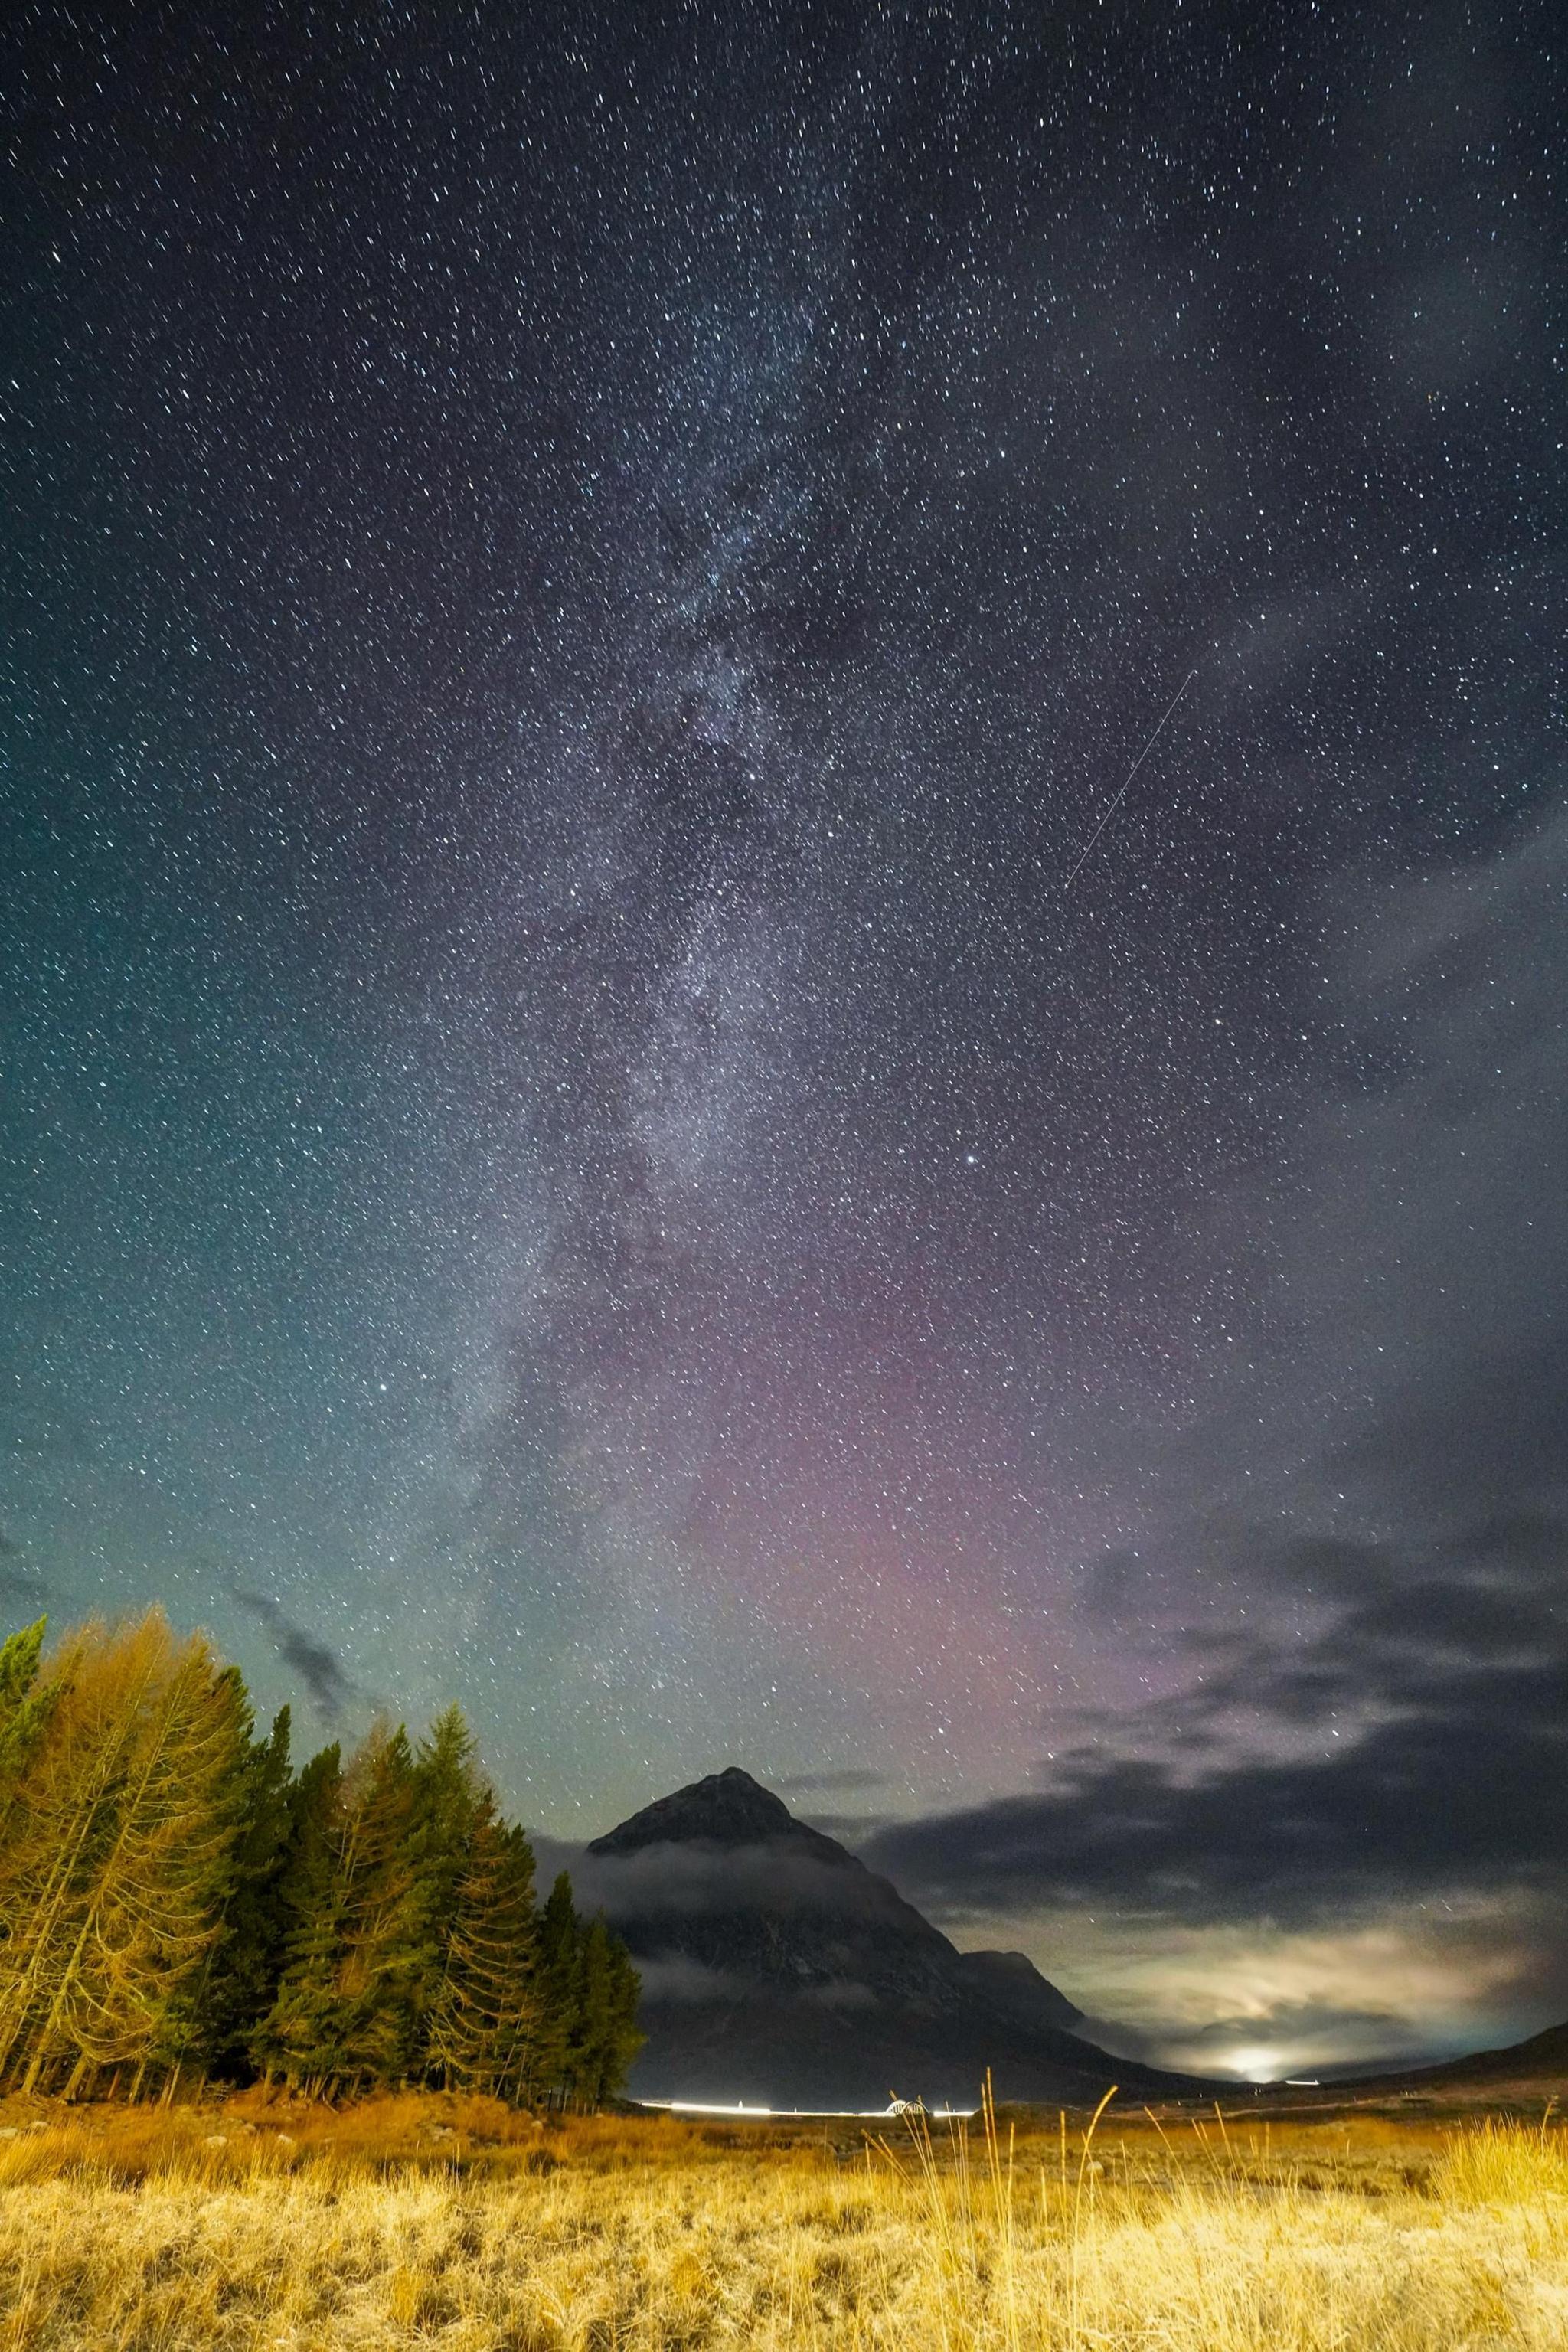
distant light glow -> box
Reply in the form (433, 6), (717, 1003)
(640, 2098), (978, 2120)
(1226, 2047), (1281, 2083)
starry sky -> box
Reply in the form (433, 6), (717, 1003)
(2, 2), (1564, 2076)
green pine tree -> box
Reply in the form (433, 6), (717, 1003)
(404, 1704), (485, 2073)
(533, 1872), (583, 2109)
(255, 1743), (347, 2090)
(425, 1803), (539, 2096)
(188, 1704), (295, 2080)
(332, 1725), (421, 2092)
(0, 1618), (56, 1840)
(577, 1917), (644, 2108)
(0, 1616), (47, 1740)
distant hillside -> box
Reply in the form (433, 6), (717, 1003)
(1361, 2017), (1568, 2092)
(579, 1766), (1199, 2109)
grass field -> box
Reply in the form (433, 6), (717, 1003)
(2, 2086), (1566, 2347)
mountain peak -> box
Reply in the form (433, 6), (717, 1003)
(589, 1765), (809, 1856)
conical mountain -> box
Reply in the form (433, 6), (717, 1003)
(580, 1766), (1190, 2109)
(590, 1766), (841, 1858)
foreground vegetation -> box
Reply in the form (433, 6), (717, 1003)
(0, 1613), (639, 2107)
(1, 2090), (1566, 2347)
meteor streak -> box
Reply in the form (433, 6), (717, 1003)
(1063, 668), (1197, 887)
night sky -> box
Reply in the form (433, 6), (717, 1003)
(3, 3), (1564, 2076)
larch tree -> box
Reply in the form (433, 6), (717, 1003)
(1, 1615), (247, 2096)
(0, 1612), (175, 2082)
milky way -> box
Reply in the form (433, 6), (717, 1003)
(3, 2), (1563, 2069)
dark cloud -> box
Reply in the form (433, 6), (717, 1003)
(634, 1955), (753, 2004)
(775, 1767), (889, 1795)
(558, 1838), (887, 1926)
(866, 1505), (1568, 1942)
(230, 1589), (354, 1725)
(1085, 1998), (1431, 2081)
(526, 1833), (586, 1890)
(1331, 1331), (1568, 1521)
(0, 1533), (44, 1612)
(799, 1810), (897, 1846)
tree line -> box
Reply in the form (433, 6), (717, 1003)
(0, 1610), (642, 2105)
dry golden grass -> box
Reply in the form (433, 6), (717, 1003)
(1, 2088), (1566, 2347)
